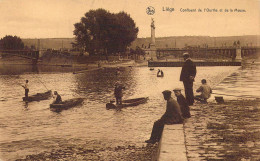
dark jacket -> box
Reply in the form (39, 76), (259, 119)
(114, 85), (125, 98)
(176, 94), (191, 118)
(161, 97), (183, 124)
(180, 58), (197, 82)
(54, 94), (62, 104)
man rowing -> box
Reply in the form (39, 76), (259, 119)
(53, 91), (62, 104)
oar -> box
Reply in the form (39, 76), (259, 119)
(18, 83), (25, 88)
(33, 74), (49, 91)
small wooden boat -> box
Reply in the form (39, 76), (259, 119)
(61, 64), (72, 67)
(50, 98), (84, 111)
(157, 74), (164, 77)
(106, 97), (149, 109)
(157, 70), (164, 77)
(23, 90), (52, 102)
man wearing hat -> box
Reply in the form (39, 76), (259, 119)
(145, 90), (183, 144)
(180, 52), (197, 105)
(173, 88), (191, 118)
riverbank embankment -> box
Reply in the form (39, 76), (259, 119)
(0, 54), (147, 73)
(184, 99), (260, 160)
(15, 140), (158, 161)
(158, 99), (260, 161)
(158, 61), (260, 161)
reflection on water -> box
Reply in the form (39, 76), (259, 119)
(0, 64), (86, 75)
(0, 64), (254, 160)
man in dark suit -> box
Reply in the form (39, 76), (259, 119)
(180, 53), (197, 105)
(145, 90), (183, 144)
(173, 88), (191, 118)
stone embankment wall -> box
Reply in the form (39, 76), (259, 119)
(184, 100), (260, 160)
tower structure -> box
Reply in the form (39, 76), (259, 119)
(149, 18), (157, 61)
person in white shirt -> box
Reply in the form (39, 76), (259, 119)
(22, 80), (29, 98)
(195, 79), (212, 103)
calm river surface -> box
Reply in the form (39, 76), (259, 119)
(0, 63), (258, 160)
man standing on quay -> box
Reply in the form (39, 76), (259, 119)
(180, 53), (197, 105)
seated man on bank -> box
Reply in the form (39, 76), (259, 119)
(145, 90), (183, 144)
(173, 88), (191, 118)
(194, 79), (212, 103)
(53, 91), (62, 104)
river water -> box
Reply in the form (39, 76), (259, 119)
(0, 63), (258, 160)
(212, 62), (260, 100)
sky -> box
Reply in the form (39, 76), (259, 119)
(0, 0), (259, 38)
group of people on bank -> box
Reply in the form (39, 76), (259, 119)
(145, 52), (212, 144)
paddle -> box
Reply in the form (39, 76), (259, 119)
(33, 75), (49, 91)
(18, 83), (25, 89)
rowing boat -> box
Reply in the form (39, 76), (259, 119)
(23, 90), (52, 102)
(157, 74), (164, 77)
(106, 97), (149, 109)
(50, 98), (84, 111)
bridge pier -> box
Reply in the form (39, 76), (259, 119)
(32, 58), (38, 65)
(235, 47), (242, 61)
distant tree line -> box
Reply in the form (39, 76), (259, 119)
(0, 35), (24, 50)
(73, 8), (139, 56)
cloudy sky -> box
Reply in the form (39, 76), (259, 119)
(0, 0), (259, 38)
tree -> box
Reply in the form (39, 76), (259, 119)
(73, 9), (138, 56)
(135, 46), (146, 55)
(0, 35), (24, 50)
(111, 11), (139, 53)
